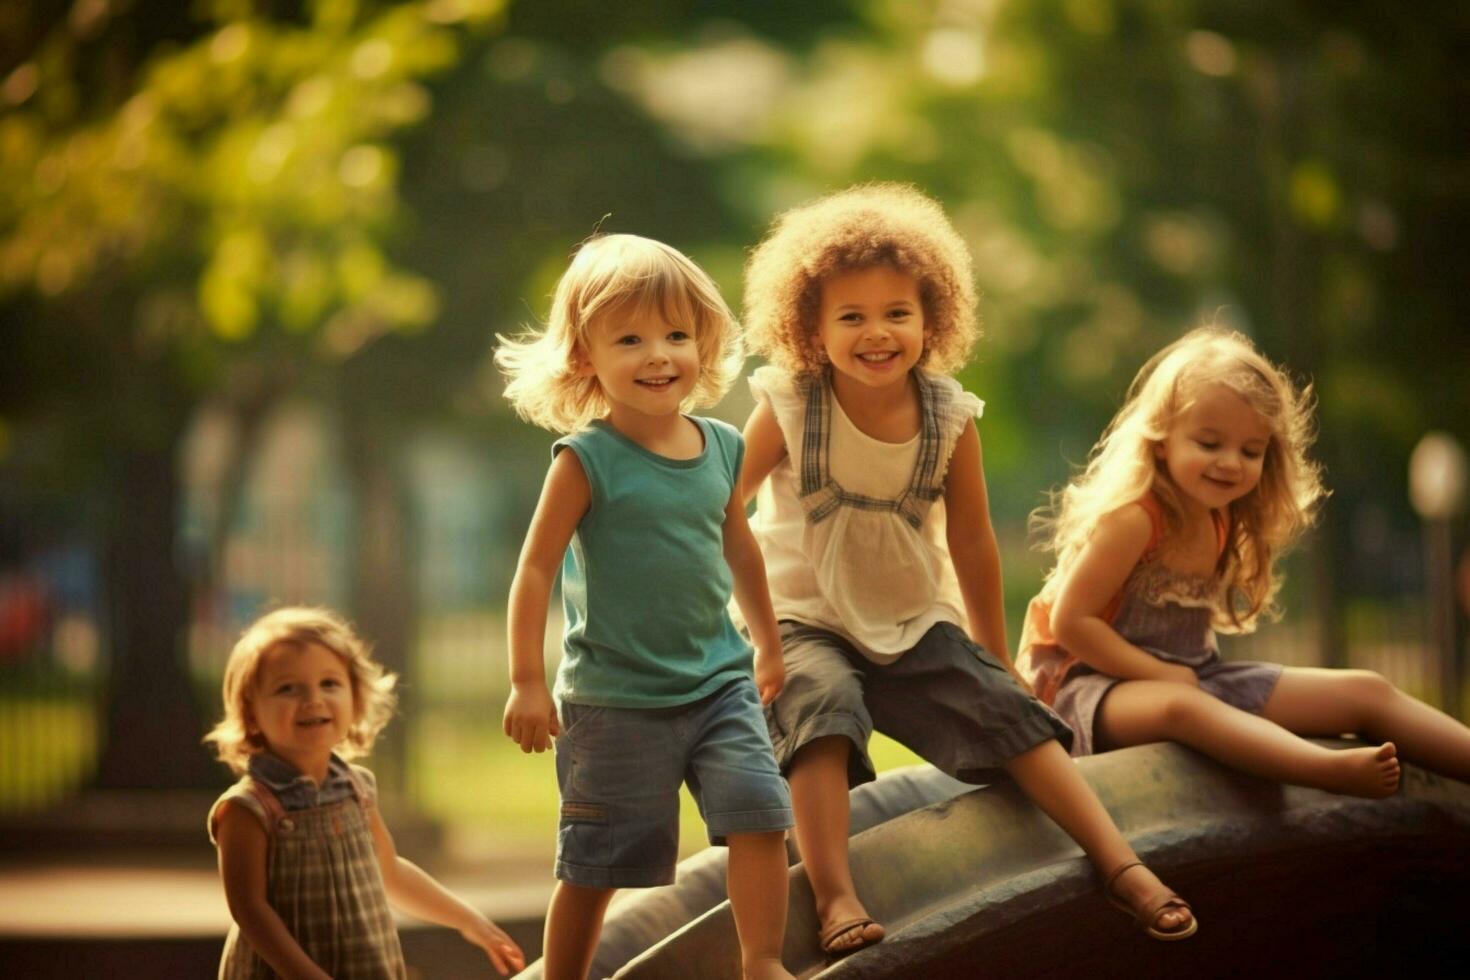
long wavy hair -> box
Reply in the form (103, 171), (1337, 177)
(203, 607), (398, 775)
(496, 233), (744, 433)
(1032, 327), (1326, 632)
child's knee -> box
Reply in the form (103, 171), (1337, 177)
(1158, 685), (1215, 732)
(1339, 669), (1395, 716)
(790, 732), (856, 770)
(727, 828), (788, 848)
(555, 880), (617, 905)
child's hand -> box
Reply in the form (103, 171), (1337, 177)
(1006, 664), (1036, 698)
(754, 645), (785, 705)
(461, 916), (526, 976)
(503, 683), (559, 753)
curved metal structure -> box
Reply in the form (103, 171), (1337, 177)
(523, 742), (1470, 979)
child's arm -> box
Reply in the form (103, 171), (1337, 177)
(504, 448), (590, 753)
(724, 466), (784, 704)
(1049, 503), (1199, 686)
(369, 806), (526, 976)
(945, 423), (1020, 680)
(739, 398), (788, 505)
(215, 804), (333, 980)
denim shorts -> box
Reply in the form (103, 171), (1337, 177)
(766, 620), (1074, 788)
(554, 676), (794, 889)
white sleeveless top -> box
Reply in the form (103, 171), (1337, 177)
(746, 365), (984, 663)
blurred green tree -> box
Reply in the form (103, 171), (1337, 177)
(0, 0), (511, 788)
(4, 0), (1465, 799)
(0, 0), (860, 795)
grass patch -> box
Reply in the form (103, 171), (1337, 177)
(0, 695), (97, 812)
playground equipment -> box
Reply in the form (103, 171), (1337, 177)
(519, 740), (1470, 979)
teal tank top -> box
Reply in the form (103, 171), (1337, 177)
(552, 416), (752, 708)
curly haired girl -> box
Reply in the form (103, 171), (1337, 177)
(739, 184), (1196, 949)
(1021, 328), (1470, 793)
(205, 606), (523, 979)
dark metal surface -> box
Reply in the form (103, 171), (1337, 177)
(580, 742), (1470, 979)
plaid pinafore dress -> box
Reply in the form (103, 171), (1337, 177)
(212, 766), (407, 979)
(1018, 495), (1282, 756)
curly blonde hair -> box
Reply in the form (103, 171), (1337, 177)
(743, 183), (978, 377)
(1032, 327), (1326, 632)
(203, 607), (398, 775)
(496, 233), (744, 433)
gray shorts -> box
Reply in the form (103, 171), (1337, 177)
(765, 620), (1073, 788)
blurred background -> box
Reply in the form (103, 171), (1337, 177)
(1, 0), (1467, 962)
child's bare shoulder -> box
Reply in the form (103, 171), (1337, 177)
(1093, 502), (1154, 551)
(210, 790), (270, 845)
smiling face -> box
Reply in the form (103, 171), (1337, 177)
(576, 305), (701, 422)
(816, 264), (925, 391)
(248, 641), (357, 779)
(1157, 382), (1274, 513)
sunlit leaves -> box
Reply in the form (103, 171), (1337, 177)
(0, 0), (499, 359)
(1288, 160), (1341, 228)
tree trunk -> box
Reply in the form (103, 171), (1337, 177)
(342, 406), (417, 799)
(93, 441), (218, 790)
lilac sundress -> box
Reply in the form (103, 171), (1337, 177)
(1018, 497), (1282, 756)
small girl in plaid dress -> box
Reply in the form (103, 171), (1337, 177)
(739, 183), (1195, 947)
(205, 607), (524, 979)
(1021, 328), (1470, 791)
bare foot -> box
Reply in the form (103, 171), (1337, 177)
(742, 957), (795, 980)
(816, 895), (884, 955)
(1107, 863), (1195, 938)
(1319, 741), (1400, 798)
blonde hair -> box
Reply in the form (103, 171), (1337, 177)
(203, 607), (398, 775)
(743, 183), (978, 377)
(1032, 327), (1326, 632)
(496, 233), (744, 433)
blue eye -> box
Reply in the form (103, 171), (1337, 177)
(668, 330), (691, 342)
(615, 335), (639, 346)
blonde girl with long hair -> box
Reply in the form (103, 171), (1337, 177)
(1021, 327), (1470, 794)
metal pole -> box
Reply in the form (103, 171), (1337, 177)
(1409, 431), (1467, 720)
(1428, 517), (1458, 718)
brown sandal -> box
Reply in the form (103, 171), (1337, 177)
(1104, 861), (1198, 941)
(819, 916), (885, 957)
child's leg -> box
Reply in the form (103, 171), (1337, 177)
(764, 625), (884, 952)
(727, 831), (795, 980)
(1004, 739), (1192, 935)
(542, 881), (615, 980)
(786, 736), (884, 952)
(1099, 679), (1400, 797)
(689, 679), (797, 977)
(1262, 667), (1470, 782)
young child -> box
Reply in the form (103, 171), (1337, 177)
(1020, 327), (1470, 792)
(496, 233), (796, 980)
(739, 184), (1196, 948)
(204, 606), (524, 979)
